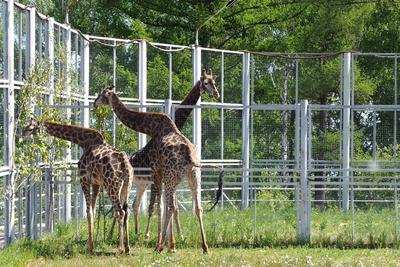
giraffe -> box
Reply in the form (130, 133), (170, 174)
(22, 120), (134, 254)
(130, 69), (219, 239)
(93, 85), (223, 253)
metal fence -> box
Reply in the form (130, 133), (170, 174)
(1, 0), (400, 247)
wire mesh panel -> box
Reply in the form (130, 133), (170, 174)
(0, 1), (4, 79)
(354, 54), (398, 105)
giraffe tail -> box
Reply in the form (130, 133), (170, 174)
(194, 164), (224, 211)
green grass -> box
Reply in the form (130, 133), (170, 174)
(1, 205), (400, 266)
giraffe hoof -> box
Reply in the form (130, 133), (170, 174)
(154, 245), (164, 253)
(145, 233), (150, 240)
(118, 247), (125, 254)
(202, 244), (209, 254)
(125, 247), (131, 255)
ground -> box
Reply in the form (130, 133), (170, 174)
(2, 205), (400, 266)
(16, 247), (400, 267)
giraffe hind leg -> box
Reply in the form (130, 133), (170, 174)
(105, 181), (125, 254)
(81, 178), (94, 253)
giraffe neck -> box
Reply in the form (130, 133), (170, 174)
(110, 93), (176, 137)
(174, 80), (202, 130)
(43, 122), (105, 149)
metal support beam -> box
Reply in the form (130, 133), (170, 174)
(138, 40), (148, 212)
(80, 34), (90, 218)
(192, 45), (202, 207)
(299, 100), (310, 243)
(241, 52), (250, 209)
(26, 6), (37, 239)
(342, 52), (351, 211)
(64, 26), (72, 222)
(192, 46), (202, 159)
(4, 0), (15, 245)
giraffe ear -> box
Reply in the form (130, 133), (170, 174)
(213, 75), (218, 81)
(115, 91), (123, 96)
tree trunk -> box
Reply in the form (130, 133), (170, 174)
(315, 96), (327, 209)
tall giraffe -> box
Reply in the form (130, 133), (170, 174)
(94, 86), (223, 253)
(22, 120), (134, 254)
(131, 69), (219, 239)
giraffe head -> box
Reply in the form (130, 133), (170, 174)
(200, 69), (219, 99)
(93, 86), (116, 109)
(22, 118), (42, 138)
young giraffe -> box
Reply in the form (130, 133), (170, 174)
(131, 69), (219, 239)
(22, 120), (134, 254)
(93, 85), (223, 253)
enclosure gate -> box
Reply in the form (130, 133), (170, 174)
(2, 0), (400, 247)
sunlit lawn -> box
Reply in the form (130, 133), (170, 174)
(1, 204), (400, 266)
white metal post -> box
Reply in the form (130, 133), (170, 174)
(27, 6), (37, 239)
(192, 45), (202, 207)
(4, 0), (15, 245)
(138, 40), (148, 212)
(241, 52), (250, 209)
(300, 100), (310, 243)
(80, 34), (90, 218)
(192, 46), (202, 160)
(46, 17), (55, 230)
(64, 26), (72, 222)
(342, 53), (351, 211)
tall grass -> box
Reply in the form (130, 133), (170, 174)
(1, 205), (400, 266)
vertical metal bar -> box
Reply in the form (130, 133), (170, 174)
(138, 40), (148, 212)
(295, 104), (300, 170)
(28, 6), (37, 239)
(112, 41), (117, 147)
(17, 186), (22, 238)
(192, 45), (202, 206)
(342, 52), (351, 211)
(18, 10), (22, 81)
(38, 19), (43, 60)
(295, 185), (300, 239)
(4, 0), (14, 236)
(169, 46), (172, 100)
(80, 34), (90, 218)
(220, 52), (224, 160)
(39, 180), (42, 237)
(46, 18), (55, 231)
(64, 26), (72, 222)
(373, 111), (377, 161)
(395, 176), (398, 243)
(295, 59), (299, 104)
(394, 56), (398, 159)
(241, 52), (251, 209)
(300, 100), (310, 243)
(74, 173), (79, 241)
(351, 176), (355, 244)
(193, 46), (202, 160)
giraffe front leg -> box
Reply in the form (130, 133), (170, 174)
(174, 199), (184, 240)
(189, 170), (208, 254)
